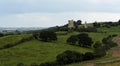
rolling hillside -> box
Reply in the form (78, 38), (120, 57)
(0, 33), (93, 66)
(0, 25), (120, 66)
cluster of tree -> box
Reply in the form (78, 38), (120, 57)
(33, 31), (57, 42)
(16, 50), (106, 66)
(74, 20), (82, 28)
(56, 50), (94, 65)
(93, 34), (118, 57)
(76, 27), (97, 32)
(40, 49), (106, 66)
(93, 20), (120, 28)
(67, 33), (93, 48)
(102, 34), (118, 50)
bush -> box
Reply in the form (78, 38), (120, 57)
(94, 46), (106, 58)
(102, 35), (118, 48)
(39, 31), (57, 42)
(56, 50), (83, 65)
(67, 35), (78, 45)
(93, 41), (102, 49)
(83, 52), (94, 60)
(33, 31), (57, 42)
(78, 33), (93, 48)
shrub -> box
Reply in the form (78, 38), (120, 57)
(93, 41), (102, 49)
(83, 52), (94, 60)
(94, 46), (106, 58)
(78, 33), (93, 48)
(102, 35), (118, 48)
(67, 35), (78, 45)
(56, 50), (83, 65)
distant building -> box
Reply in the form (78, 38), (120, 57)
(68, 20), (75, 29)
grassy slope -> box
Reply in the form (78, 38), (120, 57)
(0, 32), (93, 66)
(0, 34), (32, 49)
(0, 26), (120, 66)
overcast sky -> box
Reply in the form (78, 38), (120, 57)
(0, 0), (120, 27)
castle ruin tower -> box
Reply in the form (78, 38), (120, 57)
(84, 21), (87, 28)
(68, 20), (75, 29)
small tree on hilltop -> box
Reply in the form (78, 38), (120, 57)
(76, 20), (82, 25)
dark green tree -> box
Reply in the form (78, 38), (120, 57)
(76, 20), (82, 25)
(56, 50), (83, 65)
(93, 22), (101, 28)
(93, 41), (102, 49)
(67, 35), (78, 45)
(39, 31), (57, 42)
(78, 33), (93, 48)
(94, 46), (106, 58)
(83, 52), (94, 60)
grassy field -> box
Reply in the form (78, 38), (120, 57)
(0, 34), (32, 49)
(0, 33), (93, 66)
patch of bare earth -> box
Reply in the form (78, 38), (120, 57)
(112, 37), (120, 55)
(114, 37), (120, 46)
(112, 49), (120, 55)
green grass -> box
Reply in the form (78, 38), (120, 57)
(0, 34), (32, 49)
(0, 33), (93, 66)
(0, 40), (93, 66)
(0, 31), (110, 66)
